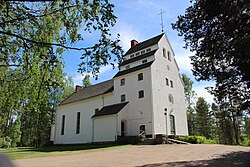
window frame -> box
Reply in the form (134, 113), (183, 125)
(120, 78), (125, 86)
(61, 115), (65, 135)
(121, 94), (126, 102)
(138, 90), (144, 99)
(163, 48), (167, 58)
(170, 80), (174, 88)
(76, 112), (80, 134)
(138, 73), (143, 81)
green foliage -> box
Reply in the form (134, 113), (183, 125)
(203, 139), (219, 144)
(172, 0), (250, 111)
(0, 137), (12, 148)
(195, 97), (211, 139)
(82, 74), (92, 87)
(182, 74), (197, 135)
(0, 0), (119, 148)
(176, 135), (206, 144)
(240, 134), (250, 146)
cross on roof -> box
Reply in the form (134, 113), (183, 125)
(158, 9), (165, 33)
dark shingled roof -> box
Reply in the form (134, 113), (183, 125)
(125, 33), (164, 55)
(92, 102), (129, 118)
(114, 61), (154, 78)
(120, 49), (157, 66)
(60, 79), (114, 105)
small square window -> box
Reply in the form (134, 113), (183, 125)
(141, 50), (145, 54)
(170, 80), (173, 88)
(146, 48), (151, 52)
(166, 78), (169, 86)
(142, 59), (147, 64)
(121, 94), (126, 102)
(139, 90), (144, 98)
(130, 54), (134, 58)
(136, 52), (140, 56)
(138, 73), (143, 81)
(120, 78), (125, 86)
(125, 65), (130, 69)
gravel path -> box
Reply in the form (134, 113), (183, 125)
(14, 144), (250, 167)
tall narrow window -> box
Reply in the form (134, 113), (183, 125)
(138, 73), (143, 81)
(170, 80), (173, 88)
(61, 115), (65, 135)
(167, 51), (171, 61)
(120, 78), (125, 86)
(163, 48), (166, 58)
(138, 90), (144, 98)
(166, 78), (169, 86)
(121, 94), (126, 102)
(76, 112), (80, 134)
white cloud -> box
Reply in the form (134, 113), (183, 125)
(113, 21), (141, 51)
(71, 64), (117, 86)
(193, 82), (215, 104)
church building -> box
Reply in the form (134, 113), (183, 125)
(51, 33), (188, 144)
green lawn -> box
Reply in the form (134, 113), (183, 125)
(0, 144), (130, 160)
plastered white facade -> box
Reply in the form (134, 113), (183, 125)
(53, 33), (188, 144)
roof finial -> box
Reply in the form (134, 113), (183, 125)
(158, 9), (165, 33)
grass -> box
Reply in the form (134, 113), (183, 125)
(0, 144), (130, 160)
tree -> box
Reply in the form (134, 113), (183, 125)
(0, 0), (123, 77)
(172, 0), (250, 110)
(182, 74), (196, 135)
(195, 97), (211, 138)
(82, 74), (92, 87)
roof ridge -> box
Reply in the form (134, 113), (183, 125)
(124, 33), (164, 56)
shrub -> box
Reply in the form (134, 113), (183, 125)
(0, 137), (12, 148)
(204, 139), (219, 144)
(176, 135), (206, 144)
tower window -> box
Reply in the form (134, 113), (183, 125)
(170, 80), (174, 88)
(120, 78), (125, 86)
(138, 73), (143, 81)
(141, 50), (145, 54)
(167, 51), (171, 61)
(142, 59), (147, 64)
(163, 48), (166, 58)
(166, 78), (169, 86)
(139, 90), (144, 98)
(121, 94), (126, 102)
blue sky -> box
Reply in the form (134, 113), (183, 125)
(63, 0), (215, 104)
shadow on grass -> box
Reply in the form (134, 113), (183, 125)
(137, 151), (250, 167)
(13, 144), (126, 153)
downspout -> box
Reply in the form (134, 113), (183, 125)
(116, 114), (118, 141)
(92, 118), (94, 143)
(149, 67), (155, 138)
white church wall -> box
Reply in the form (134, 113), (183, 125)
(54, 93), (114, 144)
(93, 115), (117, 142)
(113, 68), (153, 136)
(151, 35), (188, 136)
